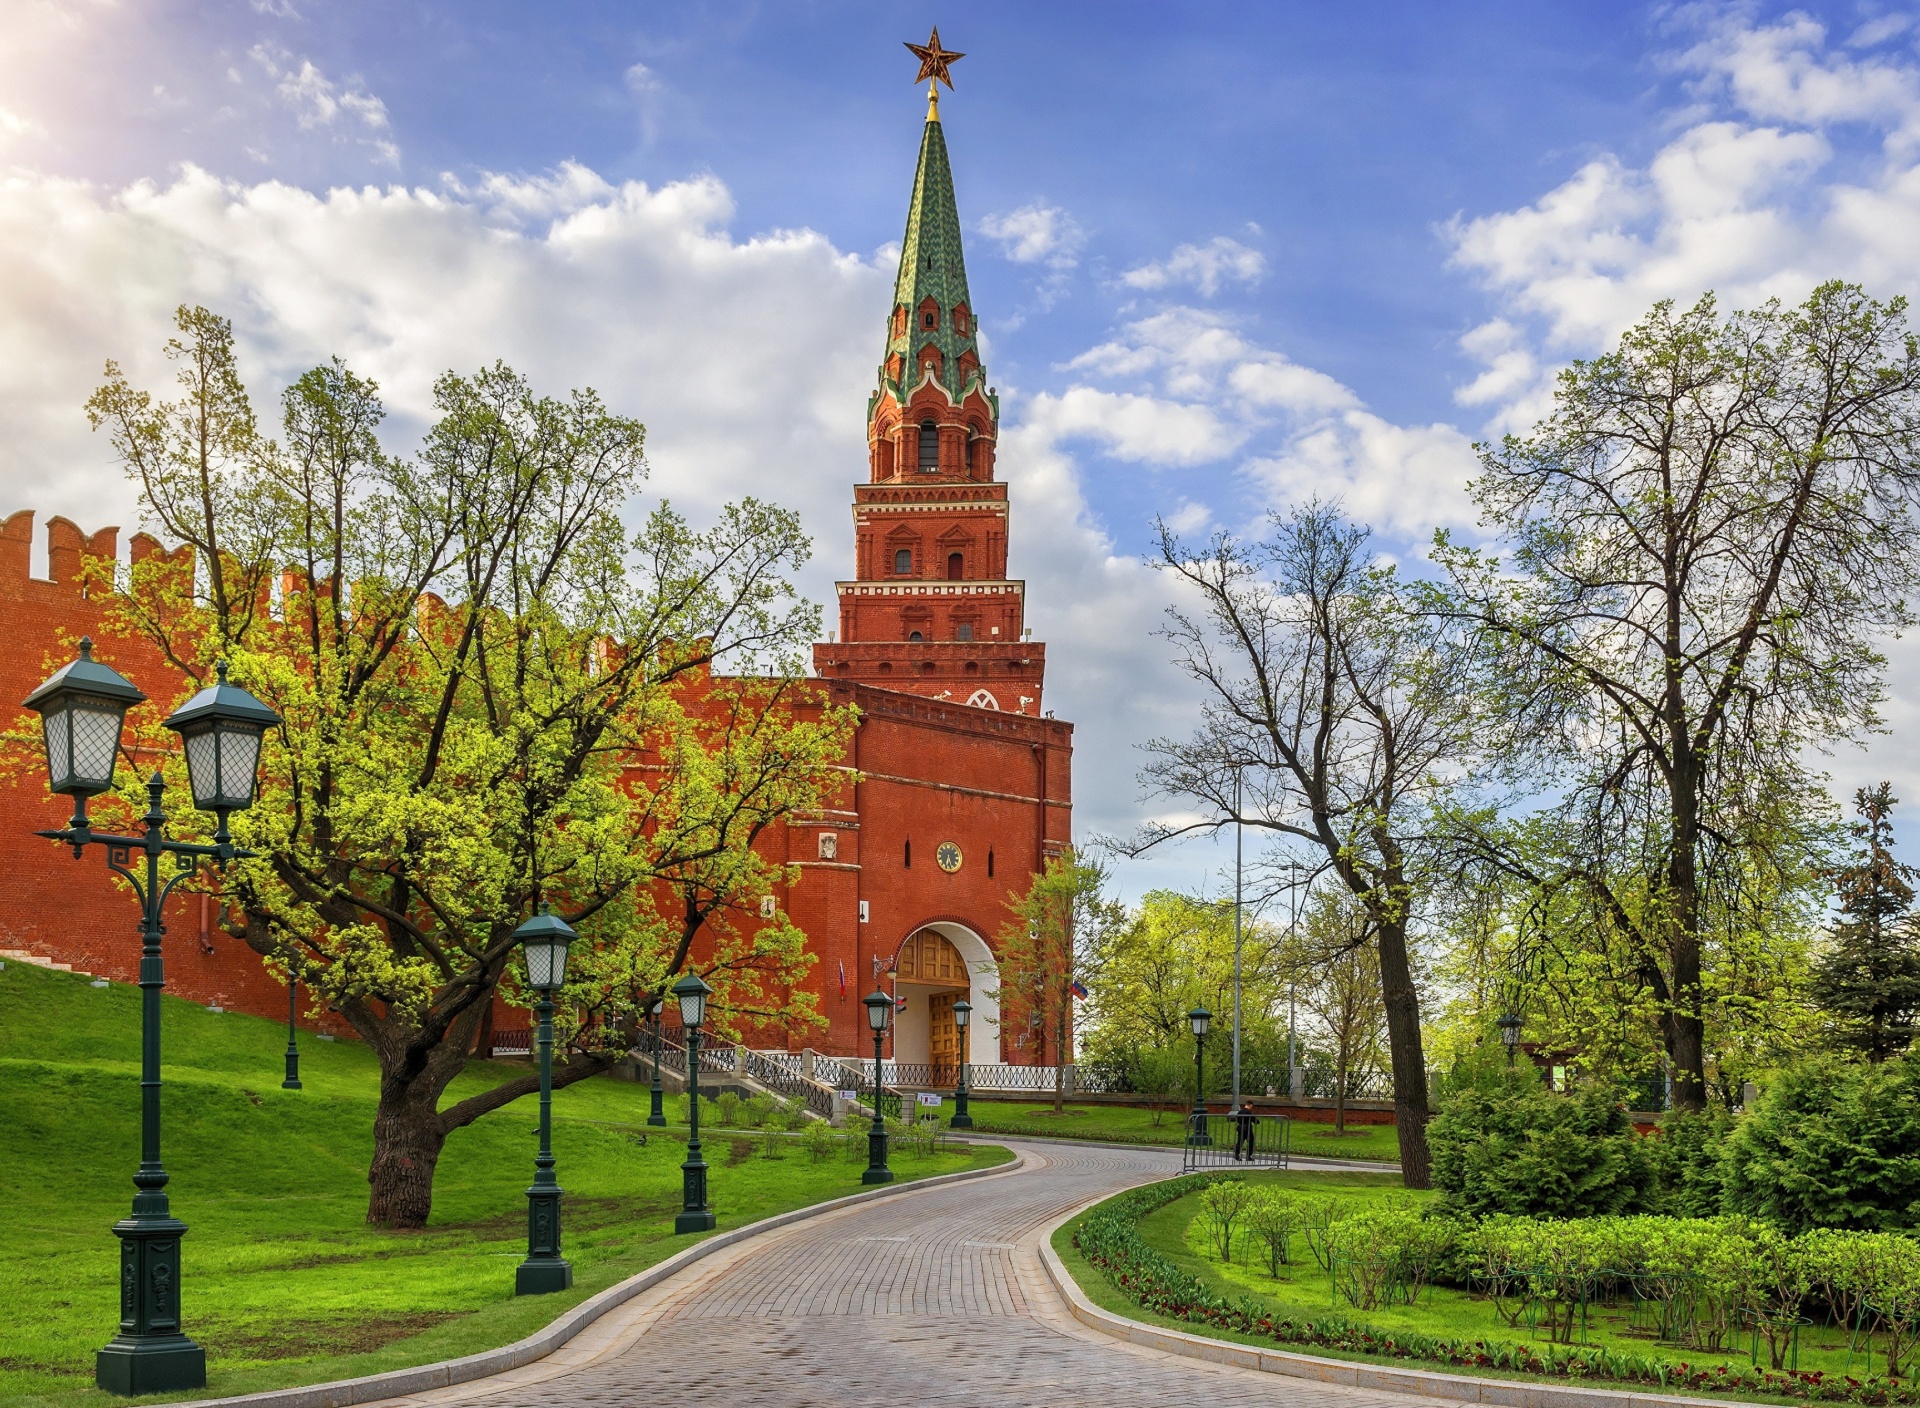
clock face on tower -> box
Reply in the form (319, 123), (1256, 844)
(936, 841), (963, 873)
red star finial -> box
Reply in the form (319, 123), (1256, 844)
(905, 27), (965, 91)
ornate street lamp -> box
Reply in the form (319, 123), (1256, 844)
(645, 995), (667, 1128)
(862, 989), (894, 1184)
(673, 972), (716, 1233)
(514, 905), (575, 1294)
(949, 998), (974, 1129)
(1496, 1011), (1524, 1068)
(1187, 1004), (1213, 1147)
(25, 642), (279, 1396)
(281, 950), (303, 1091)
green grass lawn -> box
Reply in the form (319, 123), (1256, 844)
(0, 959), (1011, 1408)
(1054, 1168), (1877, 1397)
(964, 1100), (1401, 1161)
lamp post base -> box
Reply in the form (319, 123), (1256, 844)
(515, 1256), (573, 1296)
(948, 1112), (973, 1129)
(674, 1208), (717, 1234)
(861, 1167), (895, 1184)
(647, 1088), (666, 1127)
(96, 1334), (206, 1396)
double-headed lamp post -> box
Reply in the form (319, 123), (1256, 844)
(862, 989), (894, 1184)
(514, 905), (574, 1295)
(645, 995), (667, 1128)
(1187, 1004), (1213, 1147)
(949, 998), (974, 1129)
(24, 642), (279, 1397)
(673, 973), (717, 1233)
(1496, 1011), (1524, 1068)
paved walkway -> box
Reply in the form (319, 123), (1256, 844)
(374, 1140), (1443, 1408)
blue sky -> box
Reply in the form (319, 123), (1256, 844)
(6, 1), (1920, 900)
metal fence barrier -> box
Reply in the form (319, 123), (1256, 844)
(1181, 1112), (1291, 1171)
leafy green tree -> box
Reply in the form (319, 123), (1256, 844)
(1288, 887), (1387, 1132)
(1812, 783), (1920, 1061)
(80, 307), (849, 1226)
(1428, 1043), (1653, 1219)
(1722, 1054), (1920, 1232)
(1439, 283), (1920, 1111)
(994, 848), (1126, 1114)
(1142, 503), (1486, 1187)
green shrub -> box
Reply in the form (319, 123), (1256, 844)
(715, 1090), (741, 1127)
(1722, 1054), (1920, 1232)
(1428, 1046), (1651, 1219)
(800, 1117), (837, 1162)
(743, 1093), (775, 1128)
(1198, 1178), (1254, 1262)
(1243, 1188), (1300, 1276)
(1646, 1109), (1731, 1217)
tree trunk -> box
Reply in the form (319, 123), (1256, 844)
(367, 1081), (451, 1228)
(1376, 915), (1432, 1187)
(1666, 767), (1709, 1112)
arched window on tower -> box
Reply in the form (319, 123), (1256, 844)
(894, 547), (912, 575)
(947, 551), (963, 580)
(918, 421), (939, 471)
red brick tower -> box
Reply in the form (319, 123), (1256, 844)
(812, 89), (1045, 716)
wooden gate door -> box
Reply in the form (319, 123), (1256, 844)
(929, 991), (958, 1086)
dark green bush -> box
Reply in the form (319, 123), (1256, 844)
(1645, 1109), (1730, 1217)
(1721, 1053), (1920, 1233)
(1428, 1044), (1652, 1219)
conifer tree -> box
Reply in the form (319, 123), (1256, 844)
(1812, 784), (1920, 1061)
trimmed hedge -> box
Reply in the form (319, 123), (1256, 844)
(1071, 1175), (1920, 1404)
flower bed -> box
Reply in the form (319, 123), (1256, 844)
(1071, 1176), (1920, 1405)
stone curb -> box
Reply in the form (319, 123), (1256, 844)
(1037, 1195), (1738, 1408)
(171, 1149), (1027, 1408)
(953, 1128), (1400, 1171)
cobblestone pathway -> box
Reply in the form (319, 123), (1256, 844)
(379, 1140), (1446, 1408)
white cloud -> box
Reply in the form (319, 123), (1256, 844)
(250, 44), (397, 165)
(1023, 386), (1241, 466)
(978, 202), (1085, 269)
(1121, 236), (1265, 296)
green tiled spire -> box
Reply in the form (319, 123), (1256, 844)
(884, 109), (985, 404)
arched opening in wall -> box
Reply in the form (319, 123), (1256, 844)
(921, 661), (935, 673)
(987, 848), (995, 877)
(894, 547), (912, 575)
(889, 922), (1003, 1068)
(904, 838), (912, 868)
(907, 629), (923, 642)
(946, 551), (963, 580)
(878, 661), (892, 674)
(918, 421), (939, 471)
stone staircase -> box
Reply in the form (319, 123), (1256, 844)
(0, 947), (91, 978)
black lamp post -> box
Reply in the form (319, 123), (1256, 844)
(673, 973), (716, 1233)
(862, 989), (894, 1184)
(949, 998), (974, 1129)
(1496, 1011), (1524, 1068)
(645, 995), (667, 1128)
(514, 905), (575, 1295)
(281, 951), (303, 1091)
(25, 641), (279, 1396)
(1187, 1004), (1213, 1147)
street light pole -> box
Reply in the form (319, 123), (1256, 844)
(1187, 1004), (1212, 1146)
(673, 973), (716, 1233)
(24, 642), (280, 1397)
(950, 999), (973, 1129)
(281, 953), (303, 1091)
(646, 996), (666, 1128)
(1286, 862), (1304, 1096)
(514, 906), (574, 1295)
(1231, 768), (1243, 1115)
(862, 989), (894, 1183)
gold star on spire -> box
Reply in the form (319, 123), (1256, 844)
(905, 26), (964, 91)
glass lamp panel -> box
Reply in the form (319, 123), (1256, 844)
(525, 939), (567, 991)
(69, 700), (123, 792)
(952, 1001), (970, 1029)
(41, 706), (71, 792)
(677, 987), (706, 1028)
(218, 724), (263, 808)
(183, 727), (222, 810)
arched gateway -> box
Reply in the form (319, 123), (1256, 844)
(889, 922), (1001, 1075)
